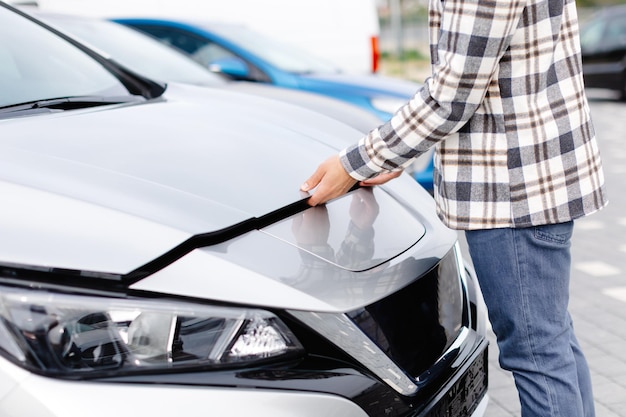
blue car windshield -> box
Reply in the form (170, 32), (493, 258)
(204, 23), (341, 74)
(0, 6), (129, 108)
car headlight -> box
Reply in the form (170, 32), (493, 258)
(0, 285), (303, 377)
(370, 96), (407, 116)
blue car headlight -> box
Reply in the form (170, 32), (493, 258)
(0, 285), (303, 377)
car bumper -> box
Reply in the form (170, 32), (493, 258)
(0, 355), (370, 417)
(0, 340), (488, 417)
(413, 337), (488, 416)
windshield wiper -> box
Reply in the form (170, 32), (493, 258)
(0, 95), (145, 118)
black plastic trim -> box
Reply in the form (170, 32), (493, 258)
(125, 198), (312, 282)
(75, 330), (488, 417)
(0, 197), (313, 289)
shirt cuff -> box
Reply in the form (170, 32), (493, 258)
(339, 141), (381, 181)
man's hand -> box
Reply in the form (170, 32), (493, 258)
(359, 170), (402, 186)
(300, 155), (403, 206)
(300, 155), (357, 206)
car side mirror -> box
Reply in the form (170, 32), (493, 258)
(208, 57), (250, 80)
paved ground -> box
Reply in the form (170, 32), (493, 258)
(461, 90), (626, 417)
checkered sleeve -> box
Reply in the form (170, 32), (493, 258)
(340, 0), (527, 181)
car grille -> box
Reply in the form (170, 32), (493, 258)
(289, 245), (468, 395)
(347, 248), (464, 378)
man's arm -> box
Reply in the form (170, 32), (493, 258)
(302, 0), (527, 205)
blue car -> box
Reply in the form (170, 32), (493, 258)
(115, 17), (434, 191)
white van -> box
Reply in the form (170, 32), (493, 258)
(15, 0), (381, 74)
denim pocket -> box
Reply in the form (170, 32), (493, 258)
(533, 221), (573, 245)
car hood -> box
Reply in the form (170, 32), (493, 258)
(224, 81), (383, 132)
(0, 83), (449, 291)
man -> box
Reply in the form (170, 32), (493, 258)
(300, 0), (608, 415)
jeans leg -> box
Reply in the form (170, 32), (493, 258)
(465, 222), (595, 417)
(570, 320), (596, 417)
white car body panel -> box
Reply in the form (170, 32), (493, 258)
(0, 357), (370, 417)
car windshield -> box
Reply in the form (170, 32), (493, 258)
(203, 22), (341, 74)
(0, 5), (129, 108)
(38, 14), (227, 87)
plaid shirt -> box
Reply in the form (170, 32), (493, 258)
(340, 0), (607, 230)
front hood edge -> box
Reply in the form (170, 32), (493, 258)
(0, 198), (313, 289)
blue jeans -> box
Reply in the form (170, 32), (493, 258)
(465, 221), (595, 417)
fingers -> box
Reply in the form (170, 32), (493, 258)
(301, 158), (403, 206)
(360, 170), (402, 186)
(300, 166), (324, 193)
(308, 180), (356, 206)
(301, 155), (357, 206)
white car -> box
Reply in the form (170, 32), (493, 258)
(0, 3), (489, 416)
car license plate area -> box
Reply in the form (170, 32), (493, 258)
(419, 346), (488, 417)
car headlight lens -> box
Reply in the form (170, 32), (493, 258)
(0, 286), (303, 377)
(370, 96), (407, 116)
